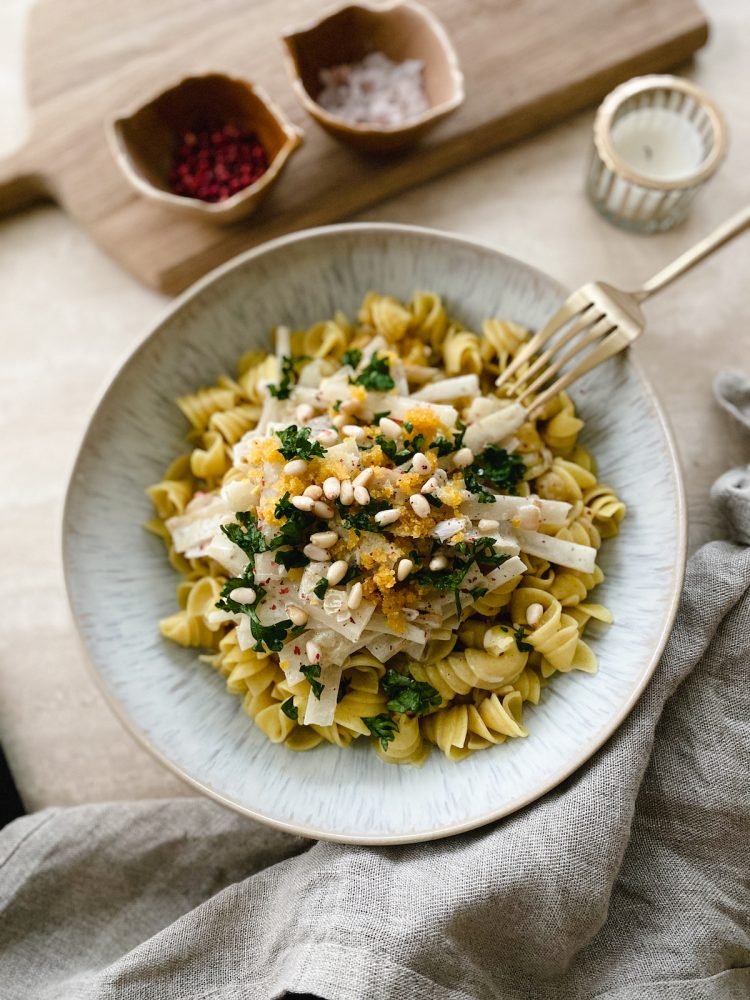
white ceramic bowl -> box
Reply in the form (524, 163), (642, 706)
(63, 224), (686, 844)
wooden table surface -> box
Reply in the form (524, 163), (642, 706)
(1, 0), (747, 811)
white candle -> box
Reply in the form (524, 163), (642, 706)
(610, 108), (704, 181)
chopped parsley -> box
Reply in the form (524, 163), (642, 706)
(267, 492), (315, 568)
(423, 492), (443, 508)
(375, 432), (426, 465)
(463, 445), (526, 501)
(415, 539), (511, 616)
(514, 625), (534, 653)
(281, 697), (298, 721)
(363, 713), (399, 751)
(469, 586), (488, 600)
(268, 354), (308, 400)
(216, 577), (301, 653)
(276, 425), (325, 462)
(272, 492), (314, 548)
(300, 663), (324, 699)
(339, 497), (390, 534)
(350, 354), (395, 392)
(372, 410), (391, 423)
(273, 548), (309, 570)
(314, 565), (360, 598)
(382, 669), (441, 715)
(454, 537), (513, 570)
(337, 676), (352, 702)
(414, 558), (476, 616)
(220, 511), (266, 566)
(341, 347), (362, 368)
(429, 422), (466, 458)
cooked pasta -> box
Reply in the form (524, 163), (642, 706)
(147, 290), (624, 765)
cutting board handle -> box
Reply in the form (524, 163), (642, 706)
(0, 147), (49, 216)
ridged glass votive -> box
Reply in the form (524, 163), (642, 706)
(587, 75), (728, 233)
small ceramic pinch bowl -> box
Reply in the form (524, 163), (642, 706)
(281, 0), (464, 153)
(108, 73), (303, 225)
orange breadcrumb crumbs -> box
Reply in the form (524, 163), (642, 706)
(259, 473), (308, 524)
(398, 471), (422, 496)
(360, 444), (388, 469)
(247, 438), (283, 465)
(391, 509), (440, 539)
(315, 456), (350, 481)
(404, 406), (443, 442)
(440, 484), (466, 510)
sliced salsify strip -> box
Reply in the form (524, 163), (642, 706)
(461, 494), (572, 526)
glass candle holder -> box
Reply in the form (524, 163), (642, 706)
(587, 75), (728, 233)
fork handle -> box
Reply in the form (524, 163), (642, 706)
(635, 205), (750, 303)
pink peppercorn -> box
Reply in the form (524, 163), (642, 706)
(168, 123), (269, 202)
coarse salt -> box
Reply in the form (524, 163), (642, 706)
(317, 52), (429, 127)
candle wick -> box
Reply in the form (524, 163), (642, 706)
(643, 144), (653, 161)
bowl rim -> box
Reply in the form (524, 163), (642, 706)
(280, 0), (465, 136)
(106, 72), (304, 215)
(62, 221), (687, 845)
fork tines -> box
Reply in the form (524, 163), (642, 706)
(495, 284), (626, 414)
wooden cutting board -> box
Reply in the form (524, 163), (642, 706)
(0, 0), (708, 295)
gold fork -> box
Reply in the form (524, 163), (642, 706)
(496, 205), (750, 414)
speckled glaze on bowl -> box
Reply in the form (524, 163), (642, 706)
(62, 224), (686, 845)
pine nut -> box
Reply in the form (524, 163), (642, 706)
(310, 530), (337, 549)
(412, 452), (431, 475)
(518, 503), (541, 530)
(478, 518), (500, 533)
(316, 428), (339, 447)
(353, 484), (370, 506)
(340, 398), (359, 414)
(287, 605), (309, 627)
(313, 500), (334, 519)
(434, 468), (448, 484)
(429, 555), (448, 571)
(332, 413), (348, 430)
(231, 587), (256, 604)
(409, 494), (431, 518)
(526, 602), (544, 627)
(323, 476), (341, 500)
(374, 508), (402, 526)
(379, 416), (401, 440)
(292, 495), (315, 512)
(327, 560), (349, 586)
(396, 558), (414, 581)
(306, 640), (321, 663)
(347, 581), (363, 610)
(453, 447), (474, 468)
(284, 459), (307, 476)
(421, 476), (439, 494)
(342, 424), (365, 442)
(303, 484), (323, 499)
(340, 480), (354, 506)
(303, 543), (331, 562)
(295, 404), (313, 423)
(353, 467), (374, 488)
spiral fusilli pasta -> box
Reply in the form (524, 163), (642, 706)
(147, 290), (624, 765)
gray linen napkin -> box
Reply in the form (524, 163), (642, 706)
(2, 377), (749, 1000)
